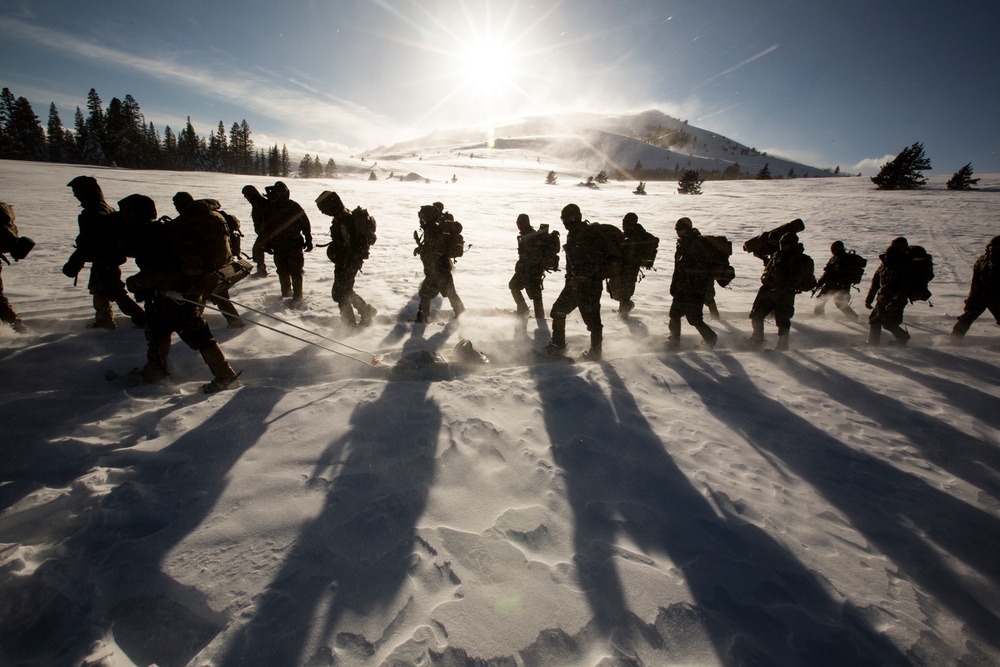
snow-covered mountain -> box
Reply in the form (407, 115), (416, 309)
(365, 109), (836, 181)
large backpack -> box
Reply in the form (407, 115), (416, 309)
(351, 206), (377, 258)
(0, 202), (18, 256)
(797, 254), (818, 293)
(170, 205), (232, 283)
(200, 198), (243, 258)
(0, 202), (33, 261)
(441, 213), (465, 258)
(632, 229), (660, 269)
(840, 250), (867, 285)
(702, 234), (735, 286)
(589, 223), (625, 280)
(907, 246), (934, 302)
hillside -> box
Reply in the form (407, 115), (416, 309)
(365, 109), (836, 182)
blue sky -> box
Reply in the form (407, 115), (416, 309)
(2, 0), (997, 174)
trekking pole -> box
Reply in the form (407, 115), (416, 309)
(169, 295), (383, 368)
(214, 294), (378, 360)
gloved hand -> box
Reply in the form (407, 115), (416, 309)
(304, 237), (313, 252)
(62, 260), (82, 278)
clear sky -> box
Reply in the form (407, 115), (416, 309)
(1, 0), (997, 174)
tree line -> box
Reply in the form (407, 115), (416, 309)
(0, 86), (291, 176)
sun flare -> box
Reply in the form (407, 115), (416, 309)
(461, 38), (515, 91)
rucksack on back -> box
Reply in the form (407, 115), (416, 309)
(703, 234), (735, 286)
(351, 206), (377, 258)
(171, 208), (232, 279)
(840, 250), (867, 285)
(908, 246), (934, 302)
(528, 224), (561, 272)
(589, 223), (625, 280)
(441, 214), (464, 258)
(199, 198), (243, 258)
(632, 229), (659, 269)
(0, 202), (18, 256)
(797, 255), (818, 293)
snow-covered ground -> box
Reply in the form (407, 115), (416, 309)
(1, 156), (999, 667)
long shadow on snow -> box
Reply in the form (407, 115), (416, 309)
(0, 374), (285, 667)
(530, 361), (908, 666)
(669, 353), (1000, 653)
(0, 331), (178, 511)
(219, 323), (457, 666)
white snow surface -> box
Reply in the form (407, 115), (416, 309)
(1, 157), (999, 667)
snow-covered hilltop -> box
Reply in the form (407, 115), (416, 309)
(365, 109), (837, 181)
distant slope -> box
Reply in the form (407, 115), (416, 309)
(366, 109), (836, 179)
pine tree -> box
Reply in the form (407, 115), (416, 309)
(756, 163), (772, 180)
(280, 145), (291, 177)
(0, 87), (15, 157)
(871, 142), (931, 190)
(325, 158), (337, 178)
(677, 169), (704, 195)
(545, 170), (557, 185)
(47, 103), (70, 163)
(162, 125), (178, 169)
(7, 96), (46, 161)
(299, 153), (312, 178)
(81, 88), (107, 165)
(313, 154), (323, 178)
(595, 170), (609, 184)
(946, 163), (980, 190)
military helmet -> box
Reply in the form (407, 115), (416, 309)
(118, 194), (157, 222)
(623, 212), (638, 225)
(172, 191), (195, 213)
(831, 240), (845, 253)
(675, 216), (693, 231)
(516, 213), (531, 231)
(315, 190), (344, 215)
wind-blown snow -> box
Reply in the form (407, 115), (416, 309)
(1, 156), (999, 667)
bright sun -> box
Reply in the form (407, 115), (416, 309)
(462, 39), (515, 90)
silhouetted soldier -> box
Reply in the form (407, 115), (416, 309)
(813, 240), (861, 322)
(0, 201), (31, 333)
(747, 232), (816, 350)
(412, 204), (464, 322)
(952, 236), (1000, 338)
(865, 237), (913, 346)
(62, 176), (147, 329)
(316, 190), (378, 327)
(121, 194), (240, 392)
(173, 192), (244, 328)
(509, 213), (549, 318)
(242, 184), (270, 278)
(260, 181), (312, 307)
(546, 204), (604, 360)
(668, 217), (719, 349)
(609, 212), (657, 318)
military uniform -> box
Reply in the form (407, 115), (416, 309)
(548, 204), (604, 359)
(608, 212), (651, 317)
(748, 232), (816, 350)
(317, 191), (377, 327)
(864, 239), (913, 346)
(509, 213), (547, 318)
(260, 182), (312, 304)
(120, 194), (240, 393)
(173, 192), (244, 328)
(952, 236), (1000, 337)
(242, 185), (270, 277)
(63, 176), (146, 329)
(668, 217), (718, 348)
(413, 204), (464, 322)
(814, 241), (860, 321)
(0, 201), (28, 333)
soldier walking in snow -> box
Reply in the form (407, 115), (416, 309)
(747, 231), (816, 350)
(121, 194), (241, 393)
(667, 217), (720, 349)
(62, 176), (147, 329)
(316, 190), (378, 328)
(813, 240), (863, 322)
(952, 236), (1000, 338)
(0, 201), (32, 333)
(259, 181), (312, 307)
(412, 203), (465, 322)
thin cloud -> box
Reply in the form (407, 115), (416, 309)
(707, 44), (779, 82)
(0, 15), (412, 148)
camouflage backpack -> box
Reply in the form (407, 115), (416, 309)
(200, 198), (243, 257)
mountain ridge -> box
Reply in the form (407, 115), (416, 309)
(365, 109), (840, 179)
